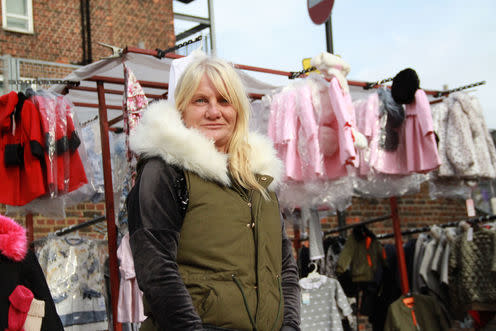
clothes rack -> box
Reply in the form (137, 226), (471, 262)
(296, 214), (391, 242)
(155, 35), (203, 59)
(434, 80), (486, 98)
(363, 77), (394, 89)
(31, 215), (106, 246)
(49, 46), (488, 330)
(376, 214), (496, 240)
(323, 214), (391, 236)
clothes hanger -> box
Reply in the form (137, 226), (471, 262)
(307, 262), (321, 280)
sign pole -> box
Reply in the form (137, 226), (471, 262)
(325, 15), (333, 54)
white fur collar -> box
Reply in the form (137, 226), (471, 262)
(129, 100), (283, 190)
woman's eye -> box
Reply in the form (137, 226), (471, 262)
(194, 98), (207, 104)
(219, 98), (229, 104)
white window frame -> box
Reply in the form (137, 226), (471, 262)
(2, 0), (34, 34)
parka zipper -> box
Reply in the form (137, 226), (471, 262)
(232, 274), (257, 331)
(270, 274), (283, 331)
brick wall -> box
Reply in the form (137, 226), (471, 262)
(0, 0), (175, 64)
(321, 182), (468, 238)
(1, 181), (468, 244)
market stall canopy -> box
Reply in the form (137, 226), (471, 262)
(51, 52), (282, 124)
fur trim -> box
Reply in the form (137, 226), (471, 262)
(247, 133), (284, 190)
(0, 214), (27, 262)
(130, 100), (283, 190)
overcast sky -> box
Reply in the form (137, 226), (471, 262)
(174, 0), (496, 128)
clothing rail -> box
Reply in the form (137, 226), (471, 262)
(31, 215), (106, 246)
(363, 77), (394, 90)
(155, 35), (202, 59)
(434, 80), (486, 98)
(376, 214), (496, 239)
(323, 214), (392, 236)
(297, 214), (392, 242)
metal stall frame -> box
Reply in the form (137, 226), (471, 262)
(26, 46), (460, 330)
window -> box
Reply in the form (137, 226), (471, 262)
(2, 0), (34, 34)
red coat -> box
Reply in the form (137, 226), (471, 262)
(32, 95), (87, 195)
(0, 92), (46, 206)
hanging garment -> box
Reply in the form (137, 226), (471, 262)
(0, 214), (63, 330)
(354, 93), (380, 177)
(444, 92), (496, 179)
(79, 120), (127, 198)
(448, 226), (496, 318)
(249, 99), (271, 135)
(372, 89), (439, 175)
(55, 95), (87, 194)
(123, 63), (149, 164)
(0, 92), (46, 206)
(36, 235), (108, 330)
(403, 89), (441, 173)
(307, 208), (325, 260)
(117, 233), (146, 323)
(268, 86), (305, 181)
(384, 294), (449, 331)
(299, 274), (353, 331)
(26, 93), (87, 196)
(336, 228), (387, 283)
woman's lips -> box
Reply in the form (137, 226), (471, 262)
(202, 124), (224, 128)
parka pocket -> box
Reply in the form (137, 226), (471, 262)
(186, 283), (215, 315)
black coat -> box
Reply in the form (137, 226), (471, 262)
(0, 249), (64, 331)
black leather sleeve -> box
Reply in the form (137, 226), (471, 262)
(126, 158), (203, 330)
(280, 219), (301, 331)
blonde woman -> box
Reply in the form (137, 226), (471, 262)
(127, 56), (300, 331)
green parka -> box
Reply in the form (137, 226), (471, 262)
(126, 100), (301, 331)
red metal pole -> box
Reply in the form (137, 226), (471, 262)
(293, 224), (301, 260)
(389, 197), (410, 295)
(25, 213), (34, 244)
(97, 81), (122, 331)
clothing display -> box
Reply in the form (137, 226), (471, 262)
(352, 90), (428, 198)
(299, 274), (353, 331)
(36, 235), (108, 330)
(78, 120), (127, 199)
(371, 88), (440, 175)
(336, 227), (387, 283)
(384, 294), (449, 331)
(5, 48), (496, 331)
(127, 100), (300, 331)
(117, 232), (146, 323)
(0, 214), (63, 331)
(0, 90), (88, 213)
(0, 91), (46, 206)
(123, 63), (149, 164)
(449, 225), (496, 318)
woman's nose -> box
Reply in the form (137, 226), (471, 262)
(205, 102), (221, 119)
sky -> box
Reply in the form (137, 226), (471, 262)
(173, 0), (496, 128)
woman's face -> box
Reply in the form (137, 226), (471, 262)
(182, 74), (237, 153)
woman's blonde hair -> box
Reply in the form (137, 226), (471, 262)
(174, 56), (269, 199)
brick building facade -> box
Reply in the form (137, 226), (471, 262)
(1, 0), (175, 65)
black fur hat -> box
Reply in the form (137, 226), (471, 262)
(391, 68), (420, 104)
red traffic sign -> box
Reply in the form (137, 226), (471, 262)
(307, 0), (334, 25)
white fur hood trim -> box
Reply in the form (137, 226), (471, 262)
(129, 100), (283, 190)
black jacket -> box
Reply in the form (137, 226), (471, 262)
(0, 215), (63, 331)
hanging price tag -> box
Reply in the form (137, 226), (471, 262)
(466, 199), (475, 217)
(302, 292), (311, 305)
(467, 227), (473, 242)
(490, 197), (496, 214)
